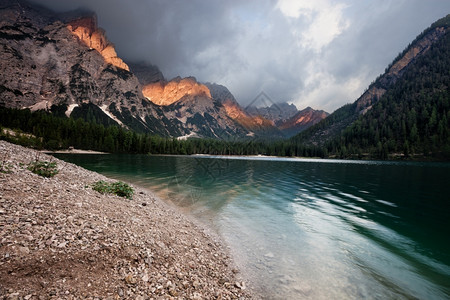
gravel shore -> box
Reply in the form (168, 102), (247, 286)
(0, 141), (253, 299)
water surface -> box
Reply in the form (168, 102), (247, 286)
(54, 154), (450, 299)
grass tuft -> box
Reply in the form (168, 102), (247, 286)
(91, 180), (134, 200)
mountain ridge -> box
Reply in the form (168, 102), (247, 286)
(0, 0), (333, 140)
(0, 0), (258, 139)
(0, 0), (181, 136)
(292, 14), (450, 158)
(293, 15), (450, 147)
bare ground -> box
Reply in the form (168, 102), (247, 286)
(0, 141), (254, 299)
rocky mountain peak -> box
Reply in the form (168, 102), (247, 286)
(142, 77), (212, 106)
(246, 102), (299, 123)
(66, 14), (129, 71)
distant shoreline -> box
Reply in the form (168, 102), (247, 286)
(43, 149), (108, 154)
(43, 149), (441, 163)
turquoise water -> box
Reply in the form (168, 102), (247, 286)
(54, 154), (450, 299)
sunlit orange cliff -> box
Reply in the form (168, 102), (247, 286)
(142, 77), (211, 106)
(67, 15), (130, 71)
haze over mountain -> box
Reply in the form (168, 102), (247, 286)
(0, 0), (448, 159)
(1, 0), (325, 139)
(0, 0), (254, 139)
(30, 0), (450, 112)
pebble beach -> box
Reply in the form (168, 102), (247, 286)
(0, 141), (253, 299)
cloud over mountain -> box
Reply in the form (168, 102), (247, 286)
(32, 0), (450, 112)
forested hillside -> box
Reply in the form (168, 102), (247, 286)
(329, 29), (449, 158)
(293, 14), (450, 159)
(0, 106), (324, 157)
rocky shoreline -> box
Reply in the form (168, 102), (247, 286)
(0, 141), (253, 299)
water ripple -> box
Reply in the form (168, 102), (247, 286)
(53, 153), (450, 299)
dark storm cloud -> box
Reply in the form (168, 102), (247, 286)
(32, 0), (450, 112)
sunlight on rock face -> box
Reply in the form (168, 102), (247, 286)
(223, 101), (275, 129)
(142, 77), (211, 106)
(67, 16), (130, 71)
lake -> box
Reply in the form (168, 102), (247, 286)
(54, 154), (450, 299)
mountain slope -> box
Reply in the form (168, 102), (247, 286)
(205, 83), (283, 137)
(245, 101), (328, 137)
(0, 0), (181, 136)
(294, 14), (450, 159)
(1, 0), (278, 140)
(336, 23), (450, 158)
(294, 15), (450, 147)
(278, 107), (329, 137)
(246, 102), (298, 124)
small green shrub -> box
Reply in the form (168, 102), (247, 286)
(91, 180), (110, 194)
(0, 162), (12, 174)
(110, 181), (134, 199)
(28, 160), (59, 177)
(91, 180), (134, 200)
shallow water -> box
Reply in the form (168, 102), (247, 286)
(54, 154), (450, 299)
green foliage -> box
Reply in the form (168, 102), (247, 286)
(0, 156), (12, 174)
(326, 29), (450, 160)
(28, 160), (59, 177)
(0, 105), (325, 158)
(91, 180), (110, 194)
(1, 16), (449, 161)
(0, 126), (43, 149)
(0, 163), (12, 173)
(91, 180), (134, 200)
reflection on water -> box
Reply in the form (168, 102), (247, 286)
(54, 154), (450, 299)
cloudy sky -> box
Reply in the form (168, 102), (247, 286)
(33, 0), (450, 112)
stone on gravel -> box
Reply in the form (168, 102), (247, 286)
(0, 141), (254, 299)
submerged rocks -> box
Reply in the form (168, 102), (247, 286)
(0, 141), (253, 299)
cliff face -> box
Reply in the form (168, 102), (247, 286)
(143, 77), (211, 106)
(66, 15), (130, 71)
(141, 78), (260, 139)
(0, 0), (176, 136)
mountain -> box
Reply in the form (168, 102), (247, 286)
(246, 102), (298, 123)
(65, 13), (129, 71)
(278, 107), (329, 137)
(143, 76), (211, 106)
(246, 102), (328, 137)
(0, 0), (327, 141)
(293, 14), (450, 158)
(0, 0), (185, 136)
(0, 0), (259, 140)
(205, 83), (282, 137)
